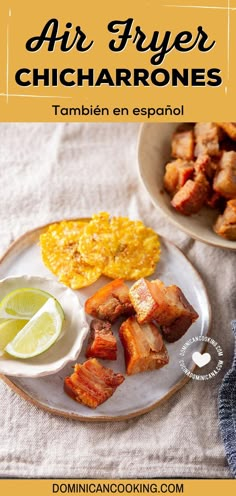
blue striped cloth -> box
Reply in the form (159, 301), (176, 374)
(219, 320), (236, 478)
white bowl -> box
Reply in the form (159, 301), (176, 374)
(138, 123), (236, 250)
(0, 275), (89, 377)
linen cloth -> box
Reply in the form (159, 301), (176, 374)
(0, 123), (234, 478)
(219, 321), (236, 477)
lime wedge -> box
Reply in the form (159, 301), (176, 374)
(0, 287), (64, 320)
(5, 298), (64, 359)
(0, 319), (28, 356)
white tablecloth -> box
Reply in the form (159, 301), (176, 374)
(0, 123), (233, 478)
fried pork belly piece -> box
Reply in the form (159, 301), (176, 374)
(85, 279), (134, 323)
(194, 154), (218, 181)
(171, 128), (194, 160)
(164, 159), (194, 196)
(129, 278), (198, 338)
(119, 316), (169, 375)
(64, 358), (124, 408)
(85, 319), (117, 360)
(171, 172), (209, 215)
(217, 123), (236, 141)
(213, 151), (236, 199)
(194, 122), (221, 157)
(214, 199), (236, 240)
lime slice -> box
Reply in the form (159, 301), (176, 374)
(5, 298), (64, 359)
(0, 319), (28, 356)
(0, 287), (64, 320)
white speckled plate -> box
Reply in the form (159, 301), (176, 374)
(0, 222), (211, 421)
(138, 123), (236, 250)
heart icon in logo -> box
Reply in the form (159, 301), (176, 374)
(192, 351), (211, 368)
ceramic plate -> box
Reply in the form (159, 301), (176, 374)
(138, 123), (236, 250)
(0, 222), (211, 421)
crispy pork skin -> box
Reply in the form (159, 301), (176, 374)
(119, 316), (169, 375)
(85, 319), (117, 360)
(64, 358), (124, 408)
(164, 159), (194, 196)
(171, 129), (194, 160)
(129, 278), (160, 324)
(129, 278), (198, 336)
(213, 151), (236, 199)
(214, 199), (236, 240)
(171, 173), (209, 215)
(85, 279), (134, 322)
(194, 122), (221, 157)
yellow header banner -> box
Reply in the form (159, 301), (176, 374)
(0, 0), (236, 121)
(0, 480), (235, 496)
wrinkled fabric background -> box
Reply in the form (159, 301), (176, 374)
(219, 321), (236, 478)
(0, 123), (233, 478)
